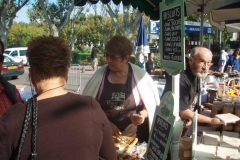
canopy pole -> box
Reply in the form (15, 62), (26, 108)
(198, 4), (204, 113)
(200, 5), (204, 46)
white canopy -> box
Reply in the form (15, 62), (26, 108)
(209, 8), (240, 32)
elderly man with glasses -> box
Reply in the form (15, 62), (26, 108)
(162, 46), (223, 136)
(0, 40), (22, 116)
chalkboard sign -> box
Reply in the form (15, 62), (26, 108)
(147, 114), (172, 160)
(162, 5), (182, 62)
(146, 91), (174, 160)
(160, 0), (185, 75)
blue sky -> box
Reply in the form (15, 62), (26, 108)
(15, 2), (113, 23)
(15, 6), (30, 23)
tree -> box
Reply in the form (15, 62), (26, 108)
(29, 0), (75, 37)
(60, 7), (85, 50)
(8, 22), (46, 47)
(103, 3), (143, 52)
(0, 0), (30, 48)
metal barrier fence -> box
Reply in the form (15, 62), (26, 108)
(67, 64), (81, 93)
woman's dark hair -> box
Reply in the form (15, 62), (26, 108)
(27, 36), (71, 84)
(233, 48), (240, 57)
(105, 35), (132, 57)
(0, 39), (4, 54)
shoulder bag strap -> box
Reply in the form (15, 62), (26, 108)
(16, 96), (38, 160)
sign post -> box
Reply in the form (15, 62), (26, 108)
(146, 0), (185, 159)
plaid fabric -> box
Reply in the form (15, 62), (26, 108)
(0, 83), (22, 116)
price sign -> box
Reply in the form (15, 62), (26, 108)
(160, 0), (185, 75)
(162, 6), (181, 62)
(146, 92), (174, 160)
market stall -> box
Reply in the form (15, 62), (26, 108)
(186, 71), (240, 160)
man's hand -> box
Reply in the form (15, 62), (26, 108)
(210, 117), (224, 125)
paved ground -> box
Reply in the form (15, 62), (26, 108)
(8, 65), (96, 96)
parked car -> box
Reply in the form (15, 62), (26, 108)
(3, 53), (23, 63)
(4, 47), (28, 66)
(1, 53), (24, 79)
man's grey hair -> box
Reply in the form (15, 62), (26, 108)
(190, 46), (210, 57)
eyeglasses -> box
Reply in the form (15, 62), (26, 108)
(0, 54), (3, 63)
(192, 56), (213, 67)
(104, 54), (122, 61)
(199, 60), (213, 67)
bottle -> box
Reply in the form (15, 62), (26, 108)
(227, 65), (232, 74)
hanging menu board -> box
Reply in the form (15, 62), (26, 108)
(162, 5), (181, 62)
(146, 92), (174, 160)
(160, 0), (185, 75)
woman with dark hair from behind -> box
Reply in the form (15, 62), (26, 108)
(0, 36), (117, 160)
(0, 39), (23, 117)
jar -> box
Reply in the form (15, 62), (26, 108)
(222, 102), (234, 114)
(222, 96), (232, 104)
(234, 121), (240, 133)
(179, 137), (192, 160)
(227, 65), (232, 73)
(234, 101), (240, 117)
(211, 124), (222, 131)
(217, 82), (225, 98)
(222, 123), (234, 131)
(211, 101), (223, 118)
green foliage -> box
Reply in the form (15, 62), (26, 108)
(71, 50), (80, 64)
(212, 54), (221, 68)
(228, 40), (240, 49)
(98, 54), (106, 66)
(129, 55), (140, 66)
(211, 42), (221, 54)
(8, 22), (46, 47)
(154, 53), (161, 69)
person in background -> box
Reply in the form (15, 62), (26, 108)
(83, 35), (160, 143)
(145, 52), (155, 75)
(225, 48), (240, 72)
(0, 39), (23, 117)
(0, 36), (116, 159)
(218, 50), (228, 72)
(91, 46), (99, 71)
(162, 46), (224, 136)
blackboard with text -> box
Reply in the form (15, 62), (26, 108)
(162, 5), (182, 62)
(160, 0), (185, 75)
(147, 114), (172, 160)
(146, 92), (174, 160)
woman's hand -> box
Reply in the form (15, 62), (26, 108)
(130, 108), (148, 126)
(130, 114), (145, 125)
(110, 122), (122, 136)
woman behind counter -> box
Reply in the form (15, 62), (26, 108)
(0, 36), (116, 160)
(83, 35), (160, 142)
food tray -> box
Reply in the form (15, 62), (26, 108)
(113, 136), (138, 158)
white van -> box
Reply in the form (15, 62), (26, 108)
(4, 47), (28, 66)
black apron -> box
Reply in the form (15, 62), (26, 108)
(98, 65), (144, 137)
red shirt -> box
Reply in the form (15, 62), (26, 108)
(0, 83), (22, 116)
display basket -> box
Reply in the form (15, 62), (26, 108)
(113, 136), (138, 158)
